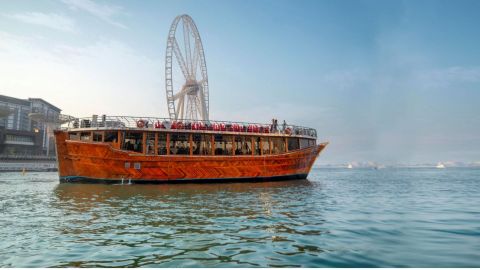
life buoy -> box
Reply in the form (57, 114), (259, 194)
(137, 119), (146, 128)
(285, 127), (292, 135)
(220, 123), (226, 131)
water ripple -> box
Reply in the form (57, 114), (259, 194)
(0, 169), (479, 267)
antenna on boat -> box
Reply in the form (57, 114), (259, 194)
(165, 14), (210, 121)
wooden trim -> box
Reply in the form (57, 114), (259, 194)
(269, 137), (272, 155)
(117, 130), (122, 150)
(189, 133), (193, 156)
(142, 132), (147, 154)
(285, 137), (288, 152)
(166, 133), (170, 155)
(232, 136), (236, 156)
(154, 133), (158, 155)
(259, 137), (263, 156)
(211, 134), (215, 156)
(251, 136), (254, 156)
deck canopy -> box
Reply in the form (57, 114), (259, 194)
(61, 115), (317, 138)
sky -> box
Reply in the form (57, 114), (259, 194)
(1, 0), (479, 165)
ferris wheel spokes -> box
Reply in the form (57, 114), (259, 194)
(165, 14), (209, 121)
(172, 37), (189, 80)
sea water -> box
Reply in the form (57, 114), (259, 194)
(0, 168), (479, 267)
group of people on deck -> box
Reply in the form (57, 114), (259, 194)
(271, 118), (287, 133)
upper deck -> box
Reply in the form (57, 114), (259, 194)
(62, 115), (317, 139)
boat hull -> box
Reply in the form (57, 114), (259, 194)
(54, 131), (327, 184)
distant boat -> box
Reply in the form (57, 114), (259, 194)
(436, 163), (445, 169)
(347, 164), (353, 169)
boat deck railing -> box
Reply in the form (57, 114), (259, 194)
(61, 115), (317, 138)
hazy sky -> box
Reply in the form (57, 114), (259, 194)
(1, 0), (479, 164)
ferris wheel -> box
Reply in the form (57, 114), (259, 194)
(165, 14), (209, 121)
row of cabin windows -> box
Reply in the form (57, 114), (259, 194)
(69, 131), (315, 155)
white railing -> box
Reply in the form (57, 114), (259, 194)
(61, 115), (318, 138)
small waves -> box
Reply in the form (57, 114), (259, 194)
(0, 169), (479, 267)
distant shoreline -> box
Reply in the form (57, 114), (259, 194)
(0, 158), (57, 172)
(314, 165), (480, 169)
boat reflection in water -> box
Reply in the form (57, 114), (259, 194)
(54, 179), (313, 209)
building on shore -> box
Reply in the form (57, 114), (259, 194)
(0, 95), (61, 156)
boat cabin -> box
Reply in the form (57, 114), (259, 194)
(64, 116), (317, 157)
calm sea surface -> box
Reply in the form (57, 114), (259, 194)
(0, 168), (479, 267)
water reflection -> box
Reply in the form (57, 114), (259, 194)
(53, 180), (312, 208)
(47, 179), (328, 267)
(2, 169), (480, 267)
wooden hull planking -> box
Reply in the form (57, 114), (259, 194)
(54, 131), (327, 183)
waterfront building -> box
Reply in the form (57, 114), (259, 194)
(0, 94), (61, 156)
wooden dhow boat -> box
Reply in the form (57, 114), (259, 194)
(54, 116), (328, 183)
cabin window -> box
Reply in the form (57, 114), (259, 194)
(192, 134), (212, 155)
(309, 139), (316, 147)
(261, 137), (270, 155)
(69, 132), (79, 140)
(80, 132), (91, 141)
(235, 136), (251, 155)
(104, 131), (118, 143)
(170, 133), (189, 155)
(93, 131), (103, 142)
(288, 138), (300, 151)
(271, 137), (286, 154)
(300, 138), (310, 149)
(122, 132), (143, 153)
(146, 133), (155, 155)
(157, 133), (167, 155)
(253, 137), (261, 155)
(214, 135), (233, 155)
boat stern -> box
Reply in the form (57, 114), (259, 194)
(54, 130), (76, 179)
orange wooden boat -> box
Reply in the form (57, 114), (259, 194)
(54, 116), (328, 183)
